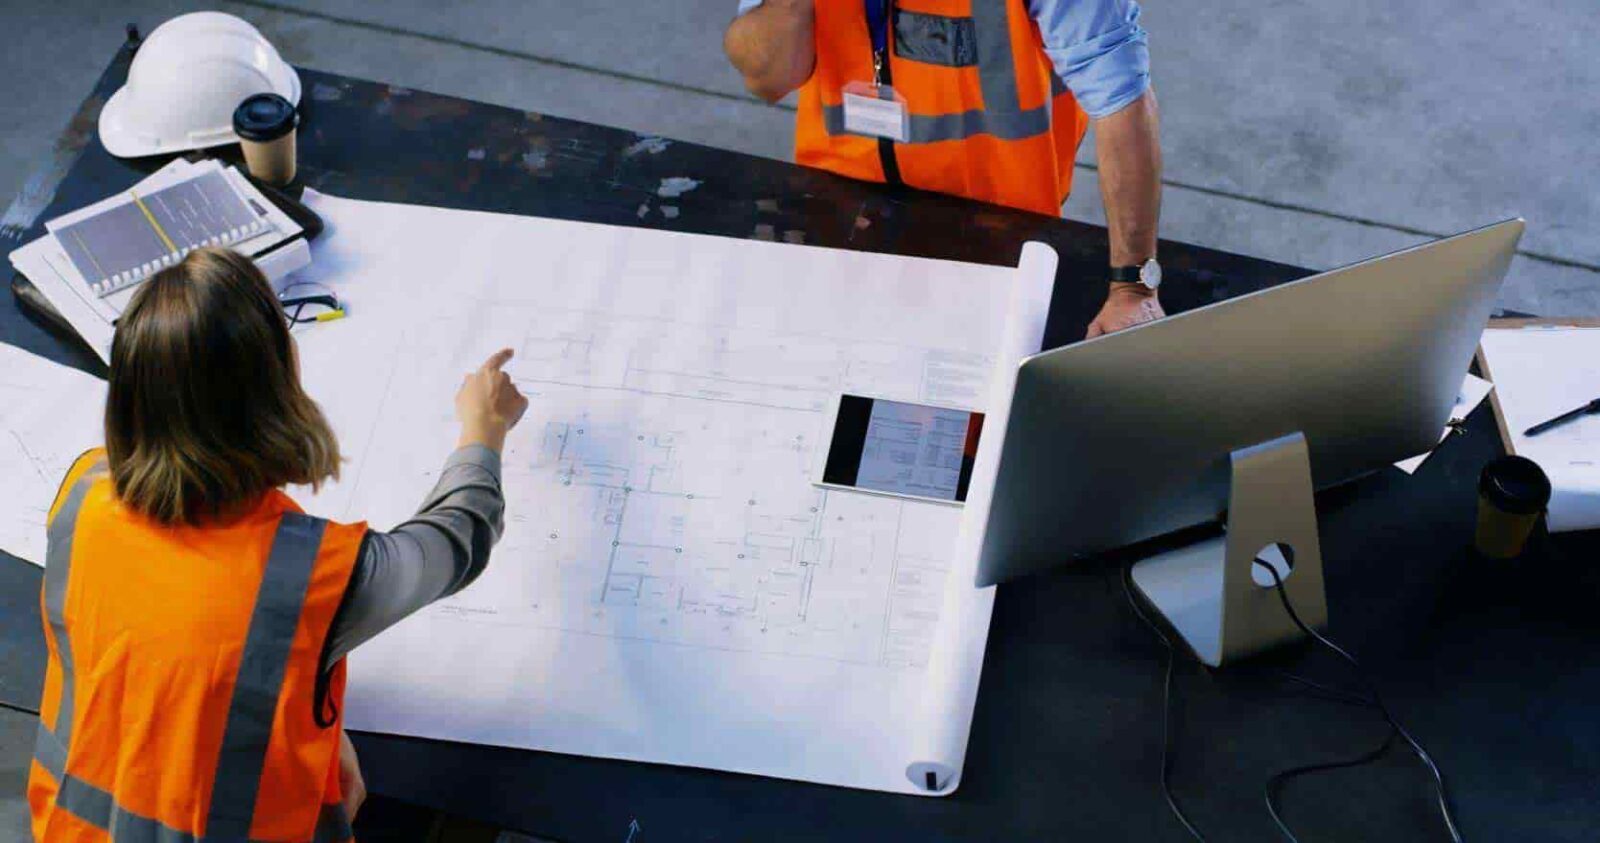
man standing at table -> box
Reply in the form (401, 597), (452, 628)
(725, 0), (1164, 337)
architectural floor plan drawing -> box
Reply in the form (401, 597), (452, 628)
(290, 191), (1055, 795)
(388, 305), (991, 671)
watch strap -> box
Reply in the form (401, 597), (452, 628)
(1109, 265), (1142, 284)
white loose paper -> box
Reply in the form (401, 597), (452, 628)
(1393, 373), (1494, 474)
(0, 345), (106, 564)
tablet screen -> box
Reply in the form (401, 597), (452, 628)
(821, 395), (984, 503)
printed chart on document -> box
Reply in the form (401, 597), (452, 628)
(293, 191), (1051, 795)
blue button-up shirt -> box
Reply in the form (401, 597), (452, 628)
(735, 0), (1150, 119)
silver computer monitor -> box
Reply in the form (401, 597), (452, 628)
(976, 219), (1523, 594)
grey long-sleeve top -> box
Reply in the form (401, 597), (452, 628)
(320, 444), (506, 670)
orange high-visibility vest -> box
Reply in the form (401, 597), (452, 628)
(795, 0), (1090, 216)
(28, 449), (366, 842)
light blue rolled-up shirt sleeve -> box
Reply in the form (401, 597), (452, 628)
(1029, 0), (1151, 119)
(736, 0), (762, 14)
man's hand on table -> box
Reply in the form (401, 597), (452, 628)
(1087, 282), (1165, 338)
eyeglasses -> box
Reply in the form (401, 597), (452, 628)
(277, 281), (346, 326)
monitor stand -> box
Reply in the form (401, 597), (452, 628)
(1129, 432), (1328, 667)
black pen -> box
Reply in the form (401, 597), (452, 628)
(1524, 397), (1600, 436)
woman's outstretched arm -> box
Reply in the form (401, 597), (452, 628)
(321, 349), (529, 667)
(322, 444), (506, 666)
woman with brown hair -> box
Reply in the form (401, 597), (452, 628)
(28, 247), (528, 841)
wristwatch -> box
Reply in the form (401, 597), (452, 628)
(1109, 257), (1162, 291)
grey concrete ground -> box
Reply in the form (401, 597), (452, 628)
(1, 0), (1597, 834)
(0, 707), (28, 837)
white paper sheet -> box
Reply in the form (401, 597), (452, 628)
(1393, 373), (1494, 474)
(286, 190), (1054, 795)
(1479, 327), (1600, 532)
(0, 345), (106, 564)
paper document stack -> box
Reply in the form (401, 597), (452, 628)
(8, 159), (309, 361)
(0, 344), (107, 565)
(1480, 325), (1600, 532)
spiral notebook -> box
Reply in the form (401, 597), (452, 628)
(10, 158), (311, 362)
(46, 166), (272, 297)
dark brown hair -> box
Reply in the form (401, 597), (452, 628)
(106, 247), (340, 525)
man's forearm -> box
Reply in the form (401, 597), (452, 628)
(724, 0), (816, 103)
(1094, 89), (1162, 268)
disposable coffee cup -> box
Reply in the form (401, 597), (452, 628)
(233, 93), (299, 186)
(1475, 455), (1551, 559)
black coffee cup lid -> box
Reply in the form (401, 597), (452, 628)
(1479, 455), (1552, 515)
(233, 93), (298, 142)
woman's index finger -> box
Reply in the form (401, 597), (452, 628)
(482, 347), (515, 371)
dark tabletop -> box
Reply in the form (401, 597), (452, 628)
(3, 41), (1596, 843)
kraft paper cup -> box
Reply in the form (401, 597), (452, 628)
(1475, 456), (1551, 559)
(233, 93), (299, 186)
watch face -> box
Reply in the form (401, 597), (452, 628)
(1140, 258), (1162, 289)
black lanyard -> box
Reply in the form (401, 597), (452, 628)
(866, 0), (891, 84)
(866, 0), (890, 56)
(864, 0), (903, 184)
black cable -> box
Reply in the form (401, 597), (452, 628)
(1119, 562), (1209, 842)
(1264, 730), (1400, 843)
(0, 699), (39, 717)
(1251, 559), (1465, 843)
(1118, 556), (1464, 841)
(1274, 671), (1374, 709)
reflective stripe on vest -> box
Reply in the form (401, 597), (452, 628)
(49, 771), (350, 843)
(822, 101), (1051, 142)
(34, 722), (67, 781)
(205, 513), (327, 839)
(825, 0), (1037, 144)
(40, 460), (98, 749)
(34, 491), (347, 842)
(969, 0), (1021, 112)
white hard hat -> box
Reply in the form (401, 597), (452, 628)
(99, 12), (300, 158)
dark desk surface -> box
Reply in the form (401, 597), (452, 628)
(3, 43), (1597, 843)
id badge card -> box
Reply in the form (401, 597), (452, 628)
(841, 81), (910, 143)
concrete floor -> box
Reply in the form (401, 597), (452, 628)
(1, 0), (1597, 834)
